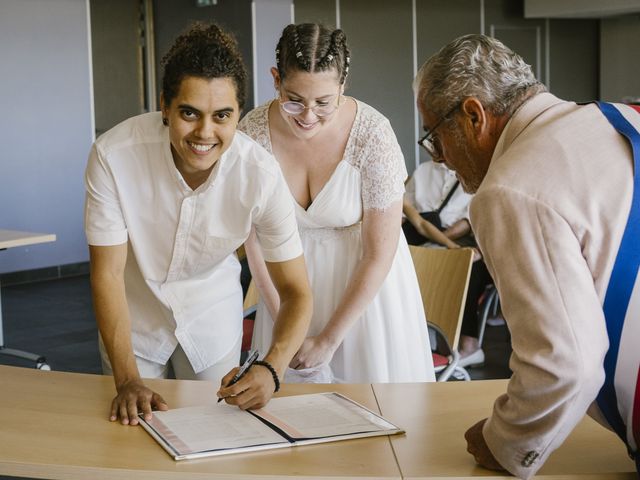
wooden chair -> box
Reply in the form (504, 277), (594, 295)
(409, 245), (474, 381)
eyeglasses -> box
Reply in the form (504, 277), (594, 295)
(418, 102), (461, 159)
(279, 93), (341, 118)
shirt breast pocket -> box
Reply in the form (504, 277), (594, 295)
(198, 235), (245, 270)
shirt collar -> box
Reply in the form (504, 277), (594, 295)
(165, 133), (236, 194)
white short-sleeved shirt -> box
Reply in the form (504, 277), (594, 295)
(405, 160), (472, 228)
(84, 112), (302, 372)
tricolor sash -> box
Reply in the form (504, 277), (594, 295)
(595, 101), (640, 473)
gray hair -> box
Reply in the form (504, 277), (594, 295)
(414, 34), (546, 117)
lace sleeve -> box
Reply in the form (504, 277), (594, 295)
(238, 104), (272, 152)
(359, 117), (408, 211)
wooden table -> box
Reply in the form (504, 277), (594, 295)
(0, 365), (635, 479)
(0, 229), (56, 369)
(0, 366), (399, 479)
(374, 381), (636, 479)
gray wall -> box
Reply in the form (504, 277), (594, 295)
(90, 0), (144, 136)
(253, 0), (294, 107)
(293, 0), (337, 26)
(295, 0), (600, 172)
(525, 0), (640, 18)
(0, 0), (94, 274)
(549, 18), (599, 102)
(600, 15), (640, 102)
(153, 0), (254, 111)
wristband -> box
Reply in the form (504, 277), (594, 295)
(254, 360), (280, 393)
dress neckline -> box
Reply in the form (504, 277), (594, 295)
(263, 98), (361, 213)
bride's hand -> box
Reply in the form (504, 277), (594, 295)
(290, 336), (338, 369)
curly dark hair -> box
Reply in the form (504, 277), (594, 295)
(275, 23), (350, 85)
(161, 22), (248, 110)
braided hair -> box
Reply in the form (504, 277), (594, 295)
(275, 23), (350, 85)
(161, 22), (248, 110)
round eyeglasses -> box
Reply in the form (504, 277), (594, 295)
(279, 95), (341, 118)
(418, 102), (461, 159)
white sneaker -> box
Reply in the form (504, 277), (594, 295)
(487, 315), (505, 327)
(458, 348), (485, 368)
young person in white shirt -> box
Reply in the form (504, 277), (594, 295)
(84, 23), (312, 426)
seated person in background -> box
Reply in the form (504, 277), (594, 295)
(403, 159), (492, 367)
(240, 23), (435, 384)
(84, 22), (312, 425)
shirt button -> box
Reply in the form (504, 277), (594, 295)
(521, 451), (539, 467)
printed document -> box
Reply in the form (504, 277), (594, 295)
(139, 392), (403, 460)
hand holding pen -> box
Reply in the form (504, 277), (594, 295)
(217, 350), (259, 403)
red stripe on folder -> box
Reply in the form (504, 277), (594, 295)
(148, 416), (195, 455)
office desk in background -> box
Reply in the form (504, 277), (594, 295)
(0, 365), (635, 479)
(0, 229), (56, 369)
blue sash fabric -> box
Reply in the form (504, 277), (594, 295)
(595, 102), (640, 469)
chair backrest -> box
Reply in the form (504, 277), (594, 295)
(243, 279), (259, 311)
(409, 246), (474, 351)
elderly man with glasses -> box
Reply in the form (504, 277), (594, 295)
(414, 34), (640, 479)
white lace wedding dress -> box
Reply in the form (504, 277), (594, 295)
(239, 100), (435, 383)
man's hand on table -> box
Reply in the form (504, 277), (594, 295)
(111, 378), (168, 425)
(465, 418), (508, 472)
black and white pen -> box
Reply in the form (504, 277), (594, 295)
(217, 349), (259, 403)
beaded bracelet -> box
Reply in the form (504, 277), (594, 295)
(254, 360), (280, 393)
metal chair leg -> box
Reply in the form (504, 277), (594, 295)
(477, 286), (498, 347)
(0, 347), (50, 370)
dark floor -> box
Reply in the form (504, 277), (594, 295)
(0, 275), (101, 373)
(0, 274), (512, 380)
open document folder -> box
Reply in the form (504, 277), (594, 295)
(139, 392), (404, 460)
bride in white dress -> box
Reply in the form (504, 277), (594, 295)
(240, 23), (434, 383)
